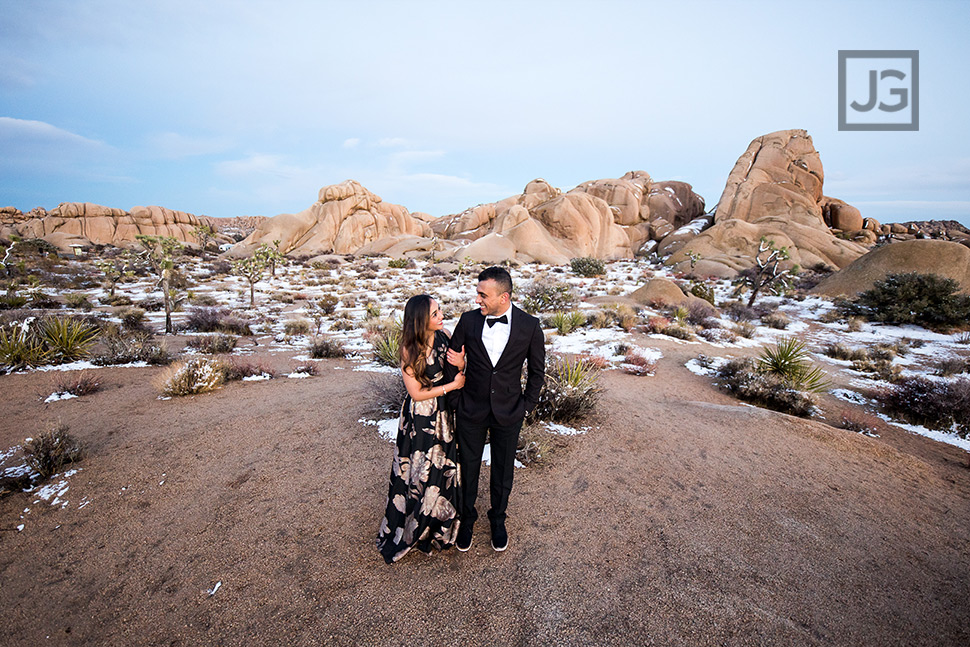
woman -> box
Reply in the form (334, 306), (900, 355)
(377, 294), (465, 564)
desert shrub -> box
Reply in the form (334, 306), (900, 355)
(818, 308), (843, 324)
(93, 328), (172, 366)
(645, 315), (670, 334)
(733, 321), (757, 339)
(23, 423), (86, 479)
(387, 258), (411, 269)
(547, 311), (586, 335)
(622, 349), (657, 376)
(698, 328), (738, 344)
(54, 371), (102, 397)
(185, 306), (251, 335)
(187, 334), (237, 354)
(118, 306), (147, 330)
(64, 293), (94, 311)
(205, 260), (233, 277)
(849, 272), (970, 331)
(528, 354), (602, 424)
(935, 357), (970, 377)
(365, 302), (382, 319)
(316, 294), (339, 315)
(0, 294), (29, 309)
(101, 294), (133, 307)
(757, 337), (829, 393)
(156, 357), (225, 396)
(724, 300), (759, 322)
(570, 256), (605, 278)
(367, 372), (408, 415)
(520, 280), (576, 315)
(37, 316), (100, 364)
(215, 359), (276, 382)
(957, 332), (970, 345)
(309, 336), (347, 359)
(850, 357), (902, 383)
(576, 352), (610, 370)
(188, 292), (220, 307)
(686, 300), (716, 325)
(290, 363), (319, 376)
(689, 282), (716, 305)
(661, 324), (694, 340)
(585, 310), (612, 329)
(867, 345), (897, 362)
(837, 408), (882, 437)
(371, 328), (401, 367)
(878, 376), (970, 437)
(846, 316), (864, 332)
(823, 342), (868, 361)
(761, 312), (790, 330)
(137, 296), (164, 311)
(715, 357), (816, 417)
(283, 319), (312, 336)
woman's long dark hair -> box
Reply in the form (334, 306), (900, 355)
(400, 294), (434, 388)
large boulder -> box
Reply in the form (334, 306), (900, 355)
(667, 130), (868, 278)
(811, 239), (970, 297)
(232, 180), (433, 257)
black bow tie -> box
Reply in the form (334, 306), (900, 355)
(486, 315), (508, 328)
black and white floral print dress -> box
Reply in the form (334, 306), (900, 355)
(377, 329), (461, 564)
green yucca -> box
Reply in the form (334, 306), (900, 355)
(38, 317), (101, 363)
(372, 329), (401, 368)
(757, 337), (830, 393)
(0, 321), (49, 371)
(549, 310), (587, 335)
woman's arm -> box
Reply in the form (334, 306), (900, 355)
(401, 366), (466, 402)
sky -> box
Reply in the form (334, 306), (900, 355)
(1, 0), (969, 228)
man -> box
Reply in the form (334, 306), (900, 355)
(446, 266), (545, 552)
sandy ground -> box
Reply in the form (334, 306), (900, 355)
(1, 337), (968, 647)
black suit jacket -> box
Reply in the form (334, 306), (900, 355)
(446, 305), (545, 427)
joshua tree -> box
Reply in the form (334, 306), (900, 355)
(231, 253), (270, 308)
(193, 223), (216, 261)
(95, 250), (138, 297)
(136, 235), (184, 334)
(257, 240), (286, 277)
(735, 237), (798, 307)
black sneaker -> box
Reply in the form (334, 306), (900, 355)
(456, 524), (473, 552)
(491, 522), (508, 552)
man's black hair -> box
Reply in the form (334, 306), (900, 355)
(478, 266), (513, 295)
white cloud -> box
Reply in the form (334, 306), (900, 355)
(342, 138), (360, 149)
(377, 137), (410, 148)
(0, 117), (103, 147)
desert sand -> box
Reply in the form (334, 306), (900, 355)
(1, 336), (968, 647)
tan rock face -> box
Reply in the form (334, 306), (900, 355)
(1, 202), (211, 251)
(811, 239), (970, 297)
(233, 180), (432, 257)
(436, 173), (705, 264)
(668, 130), (868, 277)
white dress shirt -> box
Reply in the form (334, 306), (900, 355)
(481, 304), (512, 367)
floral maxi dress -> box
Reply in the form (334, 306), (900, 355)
(377, 329), (461, 564)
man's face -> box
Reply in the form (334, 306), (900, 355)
(475, 279), (509, 317)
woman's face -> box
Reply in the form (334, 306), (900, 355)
(427, 299), (444, 332)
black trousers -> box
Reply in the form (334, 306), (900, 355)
(456, 411), (522, 527)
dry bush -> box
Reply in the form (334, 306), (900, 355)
(715, 357), (816, 417)
(838, 408), (882, 437)
(23, 422), (85, 479)
(734, 321), (758, 339)
(93, 328), (172, 366)
(686, 300), (717, 325)
(366, 372), (407, 415)
(823, 343), (868, 361)
(935, 357), (970, 377)
(515, 423), (566, 466)
(155, 357), (225, 396)
(283, 319), (311, 336)
(877, 376), (970, 437)
(622, 349), (657, 376)
(290, 363), (319, 376)
(186, 334), (237, 354)
(54, 371), (102, 396)
(850, 358), (902, 383)
(217, 359), (276, 382)
(761, 311), (790, 329)
(309, 336), (346, 359)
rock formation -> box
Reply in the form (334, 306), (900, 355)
(0, 203), (232, 252)
(230, 180), (433, 258)
(432, 173), (706, 264)
(666, 130), (870, 278)
(811, 239), (970, 297)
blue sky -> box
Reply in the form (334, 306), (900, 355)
(2, 0), (968, 228)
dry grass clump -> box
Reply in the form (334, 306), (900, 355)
(850, 357), (902, 383)
(93, 328), (172, 366)
(366, 372), (407, 415)
(309, 336), (347, 359)
(697, 327), (738, 344)
(283, 319), (312, 336)
(53, 371), (102, 397)
(686, 300), (717, 325)
(823, 342), (868, 361)
(733, 321), (758, 339)
(837, 408), (882, 437)
(185, 306), (252, 335)
(761, 311), (790, 329)
(217, 359), (276, 382)
(186, 334), (237, 354)
(155, 357), (225, 396)
(934, 357), (970, 377)
(23, 422), (85, 479)
(515, 423), (567, 466)
(621, 349), (657, 376)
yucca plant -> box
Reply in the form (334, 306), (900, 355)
(0, 320), (49, 371)
(372, 329), (401, 367)
(548, 311), (586, 335)
(529, 354), (602, 423)
(757, 337), (830, 393)
(38, 317), (101, 364)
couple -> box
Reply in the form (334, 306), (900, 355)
(376, 266), (546, 564)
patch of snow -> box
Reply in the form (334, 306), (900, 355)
(44, 392), (78, 403)
(241, 373), (273, 381)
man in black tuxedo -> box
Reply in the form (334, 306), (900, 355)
(445, 266), (545, 552)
